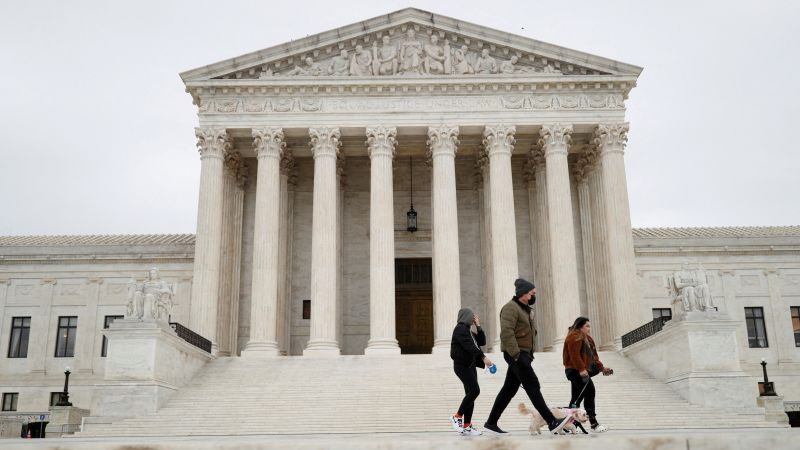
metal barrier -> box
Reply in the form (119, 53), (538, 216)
(621, 316), (671, 348)
(169, 322), (212, 353)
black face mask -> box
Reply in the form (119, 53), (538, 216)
(529, 294), (536, 305)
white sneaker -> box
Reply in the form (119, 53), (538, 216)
(450, 415), (463, 432)
(591, 424), (608, 433)
(462, 425), (483, 436)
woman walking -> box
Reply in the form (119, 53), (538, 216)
(450, 307), (492, 436)
(563, 317), (614, 433)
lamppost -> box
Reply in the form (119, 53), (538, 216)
(56, 366), (73, 407)
(759, 358), (777, 396)
(406, 157), (417, 232)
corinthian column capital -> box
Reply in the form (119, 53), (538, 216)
(572, 144), (599, 183)
(538, 124), (573, 157)
(309, 127), (341, 159)
(427, 125), (459, 158)
(365, 126), (398, 159)
(195, 127), (231, 159)
(482, 125), (516, 157)
(593, 123), (629, 155)
(252, 127), (286, 159)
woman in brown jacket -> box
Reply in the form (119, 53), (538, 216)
(563, 316), (614, 432)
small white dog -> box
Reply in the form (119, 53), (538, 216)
(517, 403), (589, 435)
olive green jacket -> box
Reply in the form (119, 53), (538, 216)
(499, 298), (535, 358)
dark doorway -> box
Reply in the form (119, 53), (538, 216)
(395, 258), (433, 354)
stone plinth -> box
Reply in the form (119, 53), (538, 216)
(621, 314), (760, 412)
(757, 396), (790, 424)
(46, 405), (90, 437)
(90, 319), (212, 421)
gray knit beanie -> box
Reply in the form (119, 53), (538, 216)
(514, 278), (536, 297)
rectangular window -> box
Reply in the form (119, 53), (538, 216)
(652, 308), (672, 321)
(50, 392), (62, 407)
(7, 316), (31, 358)
(744, 307), (768, 348)
(55, 316), (78, 357)
(2, 393), (18, 411)
(302, 300), (311, 320)
(101, 315), (123, 357)
(792, 306), (800, 347)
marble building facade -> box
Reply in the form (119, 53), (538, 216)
(1, 9), (799, 418)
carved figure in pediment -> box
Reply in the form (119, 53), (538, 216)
(474, 49), (498, 74)
(668, 262), (714, 313)
(258, 67), (273, 79)
(542, 63), (562, 74)
(329, 50), (350, 76)
(423, 35), (450, 75)
(451, 45), (474, 75)
(399, 29), (424, 74)
(288, 57), (324, 76)
(349, 45), (373, 76)
(373, 36), (398, 76)
(499, 55), (535, 74)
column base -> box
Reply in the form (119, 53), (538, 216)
(303, 340), (341, 357)
(365, 339), (401, 356)
(241, 341), (281, 358)
(550, 338), (565, 353)
(431, 341), (451, 356)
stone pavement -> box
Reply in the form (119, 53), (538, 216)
(1, 428), (798, 449)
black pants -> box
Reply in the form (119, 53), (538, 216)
(486, 352), (556, 425)
(566, 369), (596, 420)
(453, 363), (480, 424)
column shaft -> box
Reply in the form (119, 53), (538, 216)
(304, 127), (342, 356)
(531, 151), (554, 350)
(190, 127), (229, 351)
(484, 125), (519, 349)
(595, 123), (639, 345)
(428, 126), (462, 354)
(365, 126), (400, 355)
(477, 154), (496, 350)
(276, 152), (294, 355)
(540, 124), (581, 350)
(589, 168), (617, 350)
(243, 128), (284, 357)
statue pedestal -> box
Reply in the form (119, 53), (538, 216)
(84, 319), (213, 431)
(46, 405), (89, 437)
(622, 314), (761, 412)
(758, 396), (790, 424)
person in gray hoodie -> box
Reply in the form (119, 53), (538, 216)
(449, 307), (493, 436)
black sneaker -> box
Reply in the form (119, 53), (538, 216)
(483, 423), (508, 435)
(548, 416), (572, 434)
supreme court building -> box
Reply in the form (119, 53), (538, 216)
(2, 8), (800, 428)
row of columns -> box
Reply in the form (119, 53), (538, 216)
(189, 122), (639, 356)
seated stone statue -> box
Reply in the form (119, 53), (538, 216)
(474, 49), (498, 74)
(288, 57), (324, 76)
(373, 36), (398, 75)
(349, 45), (373, 76)
(328, 50), (350, 76)
(423, 35), (449, 75)
(126, 268), (174, 323)
(451, 45), (474, 75)
(669, 262), (714, 313)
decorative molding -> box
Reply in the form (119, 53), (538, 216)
(594, 122), (629, 155)
(538, 124), (573, 157)
(365, 126), (398, 159)
(195, 92), (625, 115)
(195, 127), (231, 159)
(482, 125), (516, 158)
(426, 125), (459, 158)
(309, 127), (342, 159)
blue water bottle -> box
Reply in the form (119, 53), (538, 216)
(485, 363), (497, 375)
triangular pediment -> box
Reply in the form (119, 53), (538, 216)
(180, 8), (642, 83)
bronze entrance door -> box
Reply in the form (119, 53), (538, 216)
(395, 258), (433, 354)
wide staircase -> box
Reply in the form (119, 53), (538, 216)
(78, 351), (779, 436)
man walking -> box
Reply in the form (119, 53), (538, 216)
(483, 278), (572, 435)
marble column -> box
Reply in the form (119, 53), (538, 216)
(594, 123), (639, 345)
(574, 152), (602, 347)
(190, 127), (230, 352)
(365, 126), (401, 355)
(217, 152), (247, 357)
(304, 127), (342, 356)
(242, 127), (284, 357)
(476, 152), (496, 350)
(539, 124), (581, 350)
(589, 165), (617, 350)
(529, 148), (555, 351)
(277, 151), (295, 355)
(483, 125), (519, 349)
(428, 125), (462, 354)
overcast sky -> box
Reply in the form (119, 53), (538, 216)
(1, 0), (798, 236)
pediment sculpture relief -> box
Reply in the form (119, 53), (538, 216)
(232, 28), (586, 80)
